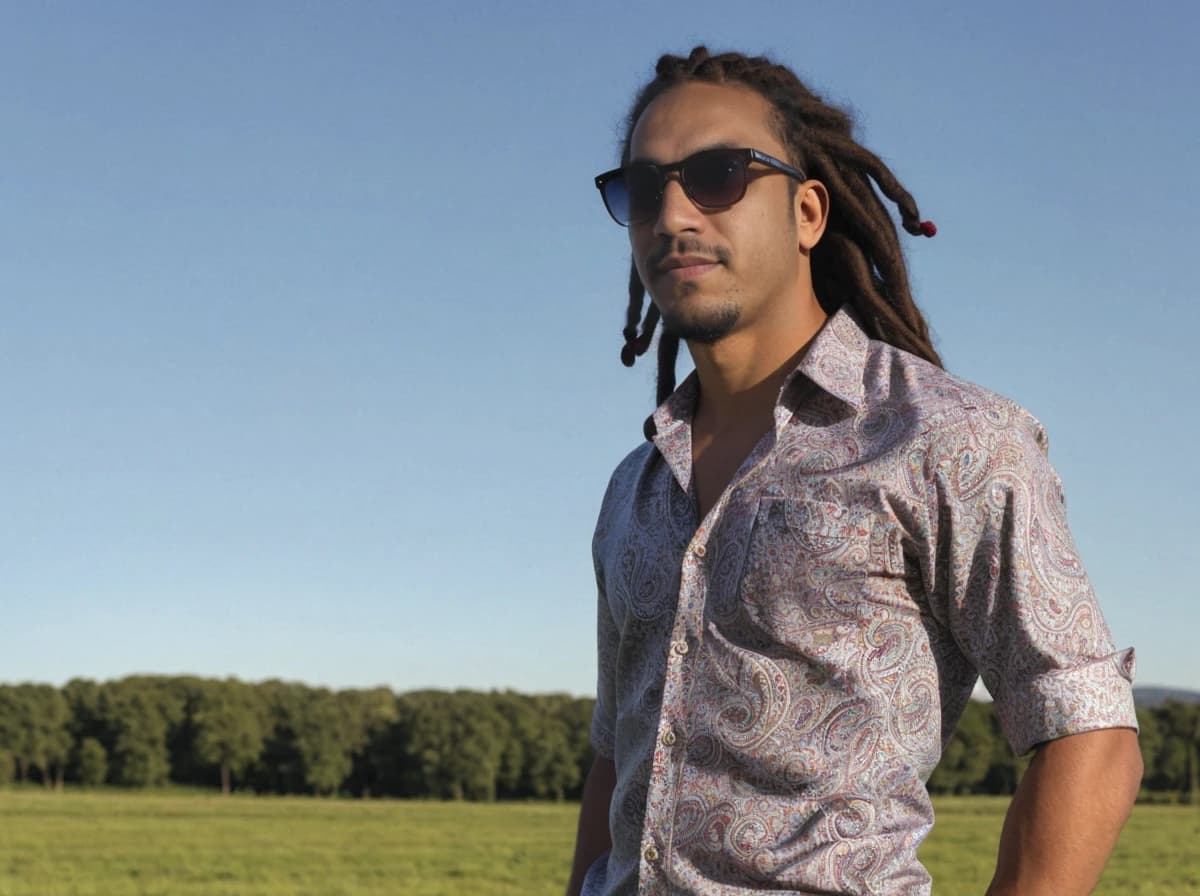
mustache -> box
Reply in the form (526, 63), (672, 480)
(646, 239), (730, 271)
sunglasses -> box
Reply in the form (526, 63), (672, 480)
(594, 147), (807, 227)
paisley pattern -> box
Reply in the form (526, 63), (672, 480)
(585, 305), (1137, 896)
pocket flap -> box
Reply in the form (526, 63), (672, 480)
(776, 499), (905, 576)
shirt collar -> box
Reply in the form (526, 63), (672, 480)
(787, 302), (869, 412)
(644, 303), (869, 442)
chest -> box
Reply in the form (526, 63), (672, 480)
(596, 438), (924, 635)
(691, 427), (770, 522)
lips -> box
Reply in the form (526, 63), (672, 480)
(656, 256), (721, 282)
(657, 255), (720, 273)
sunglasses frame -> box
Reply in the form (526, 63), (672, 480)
(594, 147), (807, 227)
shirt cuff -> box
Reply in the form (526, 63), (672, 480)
(994, 647), (1138, 756)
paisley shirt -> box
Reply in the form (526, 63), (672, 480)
(584, 305), (1137, 896)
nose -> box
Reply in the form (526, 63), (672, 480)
(652, 174), (704, 237)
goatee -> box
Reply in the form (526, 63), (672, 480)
(660, 302), (740, 345)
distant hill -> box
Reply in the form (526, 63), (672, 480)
(1134, 686), (1200, 708)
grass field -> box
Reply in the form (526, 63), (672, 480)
(0, 790), (1197, 895)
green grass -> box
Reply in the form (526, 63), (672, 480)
(0, 790), (1196, 894)
(921, 797), (1200, 894)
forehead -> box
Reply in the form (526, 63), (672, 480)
(629, 81), (782, 163)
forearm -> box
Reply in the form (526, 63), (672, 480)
(986, 727), (1141, 896)
(565, 756), (616, 896)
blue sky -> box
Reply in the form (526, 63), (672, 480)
(2, 2), (1196, 697)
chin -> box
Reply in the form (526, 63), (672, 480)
(660, 304), (741, 344)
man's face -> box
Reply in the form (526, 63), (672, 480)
(627, 81), (805, 344)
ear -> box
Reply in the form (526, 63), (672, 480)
(794, 180), (830, 253)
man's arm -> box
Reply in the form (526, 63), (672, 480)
(985, 727), (1142, 896)
(565, 756), (616, 896)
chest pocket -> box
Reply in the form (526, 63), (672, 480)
(708, 496), (908, 633)
(746, 498), (906, 591)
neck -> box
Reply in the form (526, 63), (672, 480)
(688, 295), (828, 433)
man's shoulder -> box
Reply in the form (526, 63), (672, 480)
(591, 440), (657, 558)
(866, 339), (1047, 448)
(599, 439), (656, 498)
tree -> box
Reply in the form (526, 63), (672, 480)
(63, 678), (103, 742)
(193, 679), (267, 795)
(0, 684), (69, 787)
(337, 688), (399, 798)
(523, 713), (579, 801)
(0, 685), (35, 782)
(99, 678), (181, 788)
(25, 685), (72, 789)
(160, 676), (209, 787)
(245, 680), (309, 795)
(401, 691), (506, 800)
(1154, 701), (1200, 802)
(76, 738), (107, 787)
(63, 678), (104, 785)
(495, 694), (582, 801)
(294, 688), (351, 796)
(494, 693), (535, 798)
(557, 696), (597, 800)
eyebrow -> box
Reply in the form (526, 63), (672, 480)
(627, 141), (742, 167)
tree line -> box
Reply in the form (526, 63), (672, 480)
(0, 676), (1195, 801)
(926, 698), (1200, 801)
(0, 678), (591, 800)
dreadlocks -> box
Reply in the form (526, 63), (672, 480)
(617, 46), (944, 405)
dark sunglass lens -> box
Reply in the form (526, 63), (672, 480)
(684, 151), (746, 207)
(601, 176), (632, 225)
(624, 165), (663, 224)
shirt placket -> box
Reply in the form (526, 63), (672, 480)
(637, 509), (715, 892)
(638, 417), (786, 892)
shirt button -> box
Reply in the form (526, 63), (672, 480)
(671, 639), (689, 656)
(693, 544), (706, 557)
(661, 728), (677, 746)
(643, 843), (659, 863)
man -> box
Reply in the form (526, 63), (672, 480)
(566, 47), (1141, 896)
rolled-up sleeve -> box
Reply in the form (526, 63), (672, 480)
(929, 400), (1137, 756)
